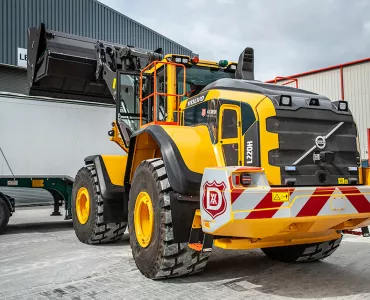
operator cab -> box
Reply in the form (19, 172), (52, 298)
(116, 54), (238, 147)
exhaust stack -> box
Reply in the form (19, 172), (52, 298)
(235, 47), (254, 81)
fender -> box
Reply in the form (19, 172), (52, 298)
(125, 125), (211, 196)
(84, 155), (127, 223)
(0, 192), (15, 215)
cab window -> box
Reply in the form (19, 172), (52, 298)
(183, 99), (219, 143)
(176, 65), (234, 102)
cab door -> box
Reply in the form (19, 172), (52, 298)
(219, 104), (242, 166)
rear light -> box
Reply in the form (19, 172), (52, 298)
(279, 95), (292, 106)
(240, 173), (252, 185)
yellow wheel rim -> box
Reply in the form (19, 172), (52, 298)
(134, 191), (154, 248)
(76, 187), (90, 225)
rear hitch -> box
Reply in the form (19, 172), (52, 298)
(343, 226), (370, 237)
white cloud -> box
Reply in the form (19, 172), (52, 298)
(98, 0), (370, 81)
(217, 0), (235, 4)
(364, 21), (370, 32)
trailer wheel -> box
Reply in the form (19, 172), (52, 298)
(72, 166), (127, 244)
(0, 197), (11, 234)
(261, 235), (342, 263)
(128, 158), (210, 279)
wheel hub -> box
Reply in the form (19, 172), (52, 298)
(134, 191), (154, 248)
(76, 187), (90, 224)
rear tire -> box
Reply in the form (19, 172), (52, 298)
(72, 165), (127, 244)
(0, 196), (11, 234)
(261, 235), (342, 263)
(128, 158), (210, 279)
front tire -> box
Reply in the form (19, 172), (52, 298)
(71, 165), (127, 244)
(128, 158), (210, 279)
(261, 235), (343, 263)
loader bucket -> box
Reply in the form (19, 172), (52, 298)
(27, 23), (113, 104)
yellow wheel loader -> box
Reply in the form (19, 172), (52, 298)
(28, 23), (370, 279)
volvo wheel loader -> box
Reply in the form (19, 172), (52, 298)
(27, 23), (370, 279)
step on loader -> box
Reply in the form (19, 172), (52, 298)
(27, 23), (370, 279)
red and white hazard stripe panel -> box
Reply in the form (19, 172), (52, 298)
(200, 167), (370, 234)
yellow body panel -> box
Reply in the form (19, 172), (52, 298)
(214, 230), (341, 250)
(161, 125), (218, 173)
(129, 132), (161, 182)
(363, 167), (370, 185)
(101, 155), (128, 186)
(109, 121), (128, 153)
(255, 97), (281, 185)
(207, 213), (370, 250)
(211, 214), (370, 239)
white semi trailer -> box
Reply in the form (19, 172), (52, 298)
(0, 92), (123, 232)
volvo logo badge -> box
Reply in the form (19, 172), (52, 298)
(315, 136), (326, 149)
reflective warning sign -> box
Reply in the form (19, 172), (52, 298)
(272, 192), (290, 202)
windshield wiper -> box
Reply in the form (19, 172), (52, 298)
(292, 122), (344, 166)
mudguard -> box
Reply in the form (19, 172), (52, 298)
(84, 155), (126, 223)
(126, 126), (201, 195)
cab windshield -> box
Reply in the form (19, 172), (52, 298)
(176, 65), (234, 101)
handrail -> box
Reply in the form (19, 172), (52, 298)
(139, 60), (186, 127)
(271, 76), (298, 88)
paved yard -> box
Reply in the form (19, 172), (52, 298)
(1, 207), (370, 300)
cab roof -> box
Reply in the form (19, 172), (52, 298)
(201, 78), (331, 100)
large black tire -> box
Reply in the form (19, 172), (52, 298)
(72, 165), (127, 244)
(0, 196), (11, 234)
(128, 158), (210, 279)
(261, 235), (343, 263)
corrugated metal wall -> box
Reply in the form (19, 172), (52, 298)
(0, 0), (192, 67)
(0, 65), (28, 95)
(274, 69), (342, 101)
(272, 61), (370, 159)
(343, 63), (370, 158)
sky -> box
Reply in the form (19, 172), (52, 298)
(98, 0), (370, 81)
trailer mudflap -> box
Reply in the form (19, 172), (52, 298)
(200, 166), (370, 239)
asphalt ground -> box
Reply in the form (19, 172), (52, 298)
(1, 206), (370, 300)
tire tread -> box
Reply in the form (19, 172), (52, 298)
(72, 165), (127, 244)
(262, 235), (343, 263)
(130, 159), (210, 279)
